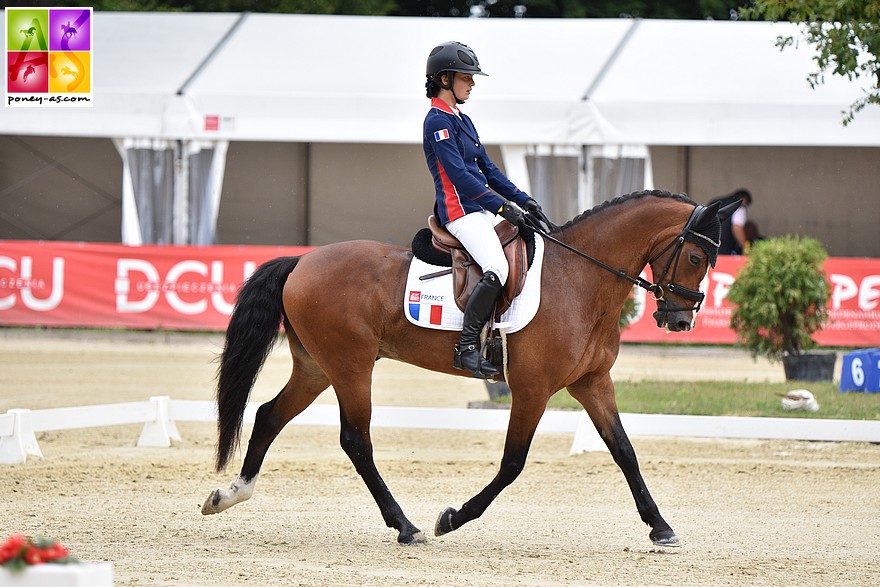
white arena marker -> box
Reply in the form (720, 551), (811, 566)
(569, 414), (607, 454)
(137, 396), (182, 448)
(569, 411), (880, 455)
(0, 409), (43, 465)
(0, 561), (113, 586)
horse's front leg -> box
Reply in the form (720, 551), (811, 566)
(434, 393), (547, 536)
(568, 375), (680, 547)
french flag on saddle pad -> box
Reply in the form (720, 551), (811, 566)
(433, 129), (450, 142)
(408, 290), (443, 325)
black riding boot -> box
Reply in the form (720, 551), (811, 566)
(454, 271), (502, 379)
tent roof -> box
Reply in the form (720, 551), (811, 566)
(2, 11), (878, 146)
(588, 19), (879, 145)
(181, 14), (631, 144)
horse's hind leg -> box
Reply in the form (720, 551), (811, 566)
(202, 337), (329, 515)
(332, 367), (426, 545)
(567, 375), (679, 547)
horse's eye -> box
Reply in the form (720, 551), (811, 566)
(689, 252), (702, 266)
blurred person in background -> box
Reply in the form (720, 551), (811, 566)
(710, 188), (752, 255)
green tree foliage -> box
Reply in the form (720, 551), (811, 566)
(619, 286), (639, 329)
(507, 0), (738, 19)
(740, 0), (880, 125)
(61, 0), (743, 19)
(726, 235), (830, 362)
(61, 0), (397, 15)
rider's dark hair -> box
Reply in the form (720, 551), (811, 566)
(425, 73), (444, 98)
(729, 188), (752, 205)
(425, 78), (438, 98)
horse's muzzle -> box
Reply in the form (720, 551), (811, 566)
(653, 309), (694, 332)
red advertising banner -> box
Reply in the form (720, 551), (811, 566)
(1, 241), (879, 346)
(620, 256), (880, 347)
(0, 241), (312, 331)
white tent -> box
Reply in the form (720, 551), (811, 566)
(178, 14), (630, 145)
(587, 19), (880, 146)
(3, 13), (877, 146)
(2, 12), (878, 250)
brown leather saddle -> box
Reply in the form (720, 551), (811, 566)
(427, 215), (529, 319)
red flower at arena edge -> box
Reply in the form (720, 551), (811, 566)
(0, 534), (75, 574)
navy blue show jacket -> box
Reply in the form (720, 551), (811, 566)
(423, 97), (530, 225)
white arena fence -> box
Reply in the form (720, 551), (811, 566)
(2, 396), (879, 465)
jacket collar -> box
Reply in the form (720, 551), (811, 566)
(431, 97), (458, 116)
(430, 97), (479, 143)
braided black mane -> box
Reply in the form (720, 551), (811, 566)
(551, 189), (697, 234)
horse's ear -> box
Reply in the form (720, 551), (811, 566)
(717, 199), (741, 222)
(691, 200), (720, 226)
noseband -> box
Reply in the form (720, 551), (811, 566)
(645, 205), (720, 315)
(527, 205), (719, 315)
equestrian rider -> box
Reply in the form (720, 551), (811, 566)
(423, 41), (543, 379)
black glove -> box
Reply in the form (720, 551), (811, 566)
(522, 197), (542, 214)
(498, 201), (526, 227)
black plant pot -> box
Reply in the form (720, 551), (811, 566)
(782, 352), (837, 382)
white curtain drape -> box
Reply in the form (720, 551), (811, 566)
(505, 144), (653, 226)
(114, 138), (229, 245)
(114, 138), (174, 245)
(525, 146), (580, 224)
(582, 144), (654, 212)
(185, 141), (228, 245)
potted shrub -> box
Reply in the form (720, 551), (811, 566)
(726, 235), (835, 381)
(619, 286), (639, 329)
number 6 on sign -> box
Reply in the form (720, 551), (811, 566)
(840, 349), (880, 393)
(852, 357), (865, 388)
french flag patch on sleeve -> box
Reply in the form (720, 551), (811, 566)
(433, 129), (450, 142)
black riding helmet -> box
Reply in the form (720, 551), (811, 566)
(426, 41), (488, 78)
(425, 41), (487, 103)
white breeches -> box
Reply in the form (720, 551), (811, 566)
(445, 210), (509, 285)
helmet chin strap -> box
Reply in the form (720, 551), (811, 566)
(450, 72), (465, 104)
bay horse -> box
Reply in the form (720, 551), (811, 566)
(202, 189), (733, 547)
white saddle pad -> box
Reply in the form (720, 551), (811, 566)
(403, 234), (544, 333)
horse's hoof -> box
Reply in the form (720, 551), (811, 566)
(650, 530), (681, 548)
(201, 489), (223, 515)
(201, 477), (255, 515)
(434, 506), (458, 536)
(398, 530), (428, 545)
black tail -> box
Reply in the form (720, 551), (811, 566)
(215, 255), (300, 471)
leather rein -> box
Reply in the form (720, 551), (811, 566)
(525, 206), (719, 314)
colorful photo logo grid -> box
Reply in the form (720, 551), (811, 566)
(5, 7), (93, 107)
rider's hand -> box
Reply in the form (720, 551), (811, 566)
(498, 201), (526, 227)
(522, 197), (542, 215)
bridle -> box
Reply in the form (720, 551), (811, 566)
(526, 205), (719, 316)
(643, 205), (719, 315)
